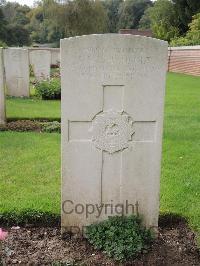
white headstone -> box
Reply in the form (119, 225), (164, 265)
(61, 34), (168, 232)
(0, 48), (5, 125)
(51, 48), (60, 66)
(29, 50), (51, 81)
(4, 48), (30, 97)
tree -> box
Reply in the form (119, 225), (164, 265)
(63, 0), (108, 37)
(118, 0), (152, 30)
(14, 5), (30, 25)
(171, 13), (200, 46)
(172, 0), (200, 34)
(0, 0), (6, 6)
(0, 7), (7, 42)
(2, 2), (30, 25)
(6, 24), (30, 46)
(27, 0), (108, 45)
(27, 0), (66, 44)
(1, 1), (31, 46)
(138, 8), (151, 29)
(27, 4), (47, 43)
(103, 0), (123, 33)
(142, 0), (179, 42)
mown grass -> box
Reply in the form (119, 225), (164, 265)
(0, 73), (200, 240)
(0, 132), (60, 216)
(161, 72), (200, 238)
(6, 98), (60, 120)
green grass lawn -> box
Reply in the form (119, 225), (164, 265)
(0, 132), (60, 215)
(161, 73), (200, 235)
(0, 72), (200, 240)
(6, 98), (61, 120)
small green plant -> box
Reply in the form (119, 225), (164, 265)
(85, 215), (154, 261)
(41, 121), (61, 133)
(35, 78), (61, 100)
(0, 40), (7, 48)
(29, 64), (34, 77)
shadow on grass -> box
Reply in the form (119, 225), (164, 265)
(0, 210), (60, 227)
(0, 211), (188, 229)
(7, 117), (61, 122)
(159, 213), (188, 228)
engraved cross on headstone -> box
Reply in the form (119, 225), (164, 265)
(68, 85), (156, 206)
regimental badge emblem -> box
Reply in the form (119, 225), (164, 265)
(90, 111), (135, 153)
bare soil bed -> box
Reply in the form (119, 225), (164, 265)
(1, 219), (200, 265)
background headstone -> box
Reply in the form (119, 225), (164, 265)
(0, 48), (5, 125)
(29, 50), (51, 81)
(4, 48), (30, 97)
(51, 48), (60, 66)
(61, 34), (168, 231)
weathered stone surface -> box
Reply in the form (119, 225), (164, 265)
(0, 48), (5, 124)
(28, 48), (60, 66)
(61, 34), (168, 231)
(51, 48), (60, 66)
(29, 50), (51, 81)
(4, 48), (29, 97)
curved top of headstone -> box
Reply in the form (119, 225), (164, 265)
(61, 32), (168, 121)
(61, 34), (168, 88)
(61, 33), (168, 46)
(4, 47), (28, 51)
